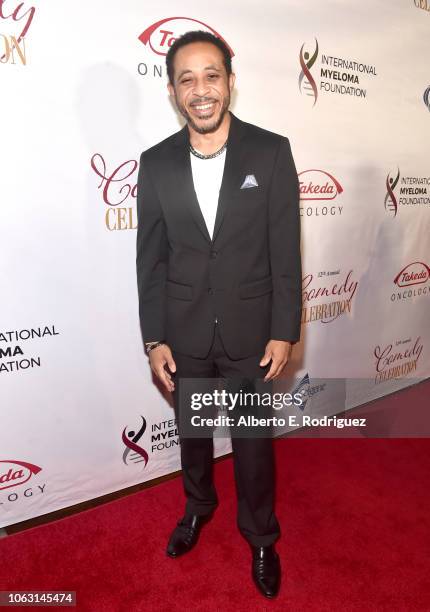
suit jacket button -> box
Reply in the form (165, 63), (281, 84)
(210, 250), (218, 259)
(208, 287), (213, 295)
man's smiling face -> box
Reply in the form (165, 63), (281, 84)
(168, 41), (235, 134)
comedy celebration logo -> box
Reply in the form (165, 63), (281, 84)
(298, 37), (377, 106)
(302, 269), (358, 324)
(0, 0), (36, 66)
(373, 336), (423, 384)
(384, 167), (430, 217)
(91, 154), (138, 231)
(298, 169), (344, 217)
(137, 16), (233, 79)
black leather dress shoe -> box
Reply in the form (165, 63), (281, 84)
(251, 544), (281, 598)
(166, 513), (212, 558)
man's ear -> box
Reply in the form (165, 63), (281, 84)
(167, 82), (175, 99)
(229, 72), (236, 92)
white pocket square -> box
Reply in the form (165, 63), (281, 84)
(240, 174), (259, 189)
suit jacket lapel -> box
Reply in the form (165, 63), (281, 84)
(212, 112), (246, 243)
(172, 124), (212, 243)
(171, 112), (247, 245)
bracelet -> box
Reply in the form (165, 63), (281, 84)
(145, 341), (165, 354)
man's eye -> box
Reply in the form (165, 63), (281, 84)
(208, 74), (218, 80)
(181, 78), (192, 84)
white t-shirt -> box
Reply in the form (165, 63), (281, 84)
(190, 148), (227, 239)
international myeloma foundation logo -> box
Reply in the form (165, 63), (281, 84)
(299, 39), (319, 106)
(385, 168), (400, 217)
(384, 167), (430, 217)
(298, 37), (376, 106)
(122, 416), (149, 469)
(423, 86), (430, 111)
(0, 459), (42, 491)
(138, 17), (234, 57)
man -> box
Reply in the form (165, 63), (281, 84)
(136, 30), (302, 599)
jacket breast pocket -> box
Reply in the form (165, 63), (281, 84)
(237, 186), (266, 202)
(232, 187), (267, 218)
(239, 276), (273, 299)
(166, 280), (193, 301)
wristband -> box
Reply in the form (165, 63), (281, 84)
(145, 341), (165, 355)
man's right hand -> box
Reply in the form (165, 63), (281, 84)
(148, 344), (176, 393)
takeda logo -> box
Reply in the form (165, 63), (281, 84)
(391, 262), (430, 302)
(137, 17), (233, 78)
(0, 459), (42, 491)
(298, 169), (344, 217)
(138, 17), (234, 57)
(299, 170), (343, 200)
(394, 262), (430, 287)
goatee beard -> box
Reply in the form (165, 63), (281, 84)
(176, 95), (230, 134)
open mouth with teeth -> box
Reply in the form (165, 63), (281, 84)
(190, 100), (218, 118)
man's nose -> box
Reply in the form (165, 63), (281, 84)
(192, 78), (211, 97)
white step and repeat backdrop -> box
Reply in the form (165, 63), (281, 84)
(1, 1), (429, 527)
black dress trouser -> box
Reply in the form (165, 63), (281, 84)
(171, 323), (280, 547)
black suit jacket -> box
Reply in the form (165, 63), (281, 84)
(136, 112), (302, 359)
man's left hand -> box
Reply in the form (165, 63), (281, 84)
(260, 340), (293, 382)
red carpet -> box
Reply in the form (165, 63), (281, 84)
(2, 396), (430, 610)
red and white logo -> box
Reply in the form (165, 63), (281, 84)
(138, 17), (234, 57)
(0, 459), (42, 491)
(394, 262), (430, 287)
(298, 169), (343, 200)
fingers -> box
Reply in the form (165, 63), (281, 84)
(264, 360), (277, 382)
(167, 356), (176, 373)
(264, 357), (289, 382)
(157, 365), (175, 393)
(149, 347), (176, 392)
(259, 350), (272, 367)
